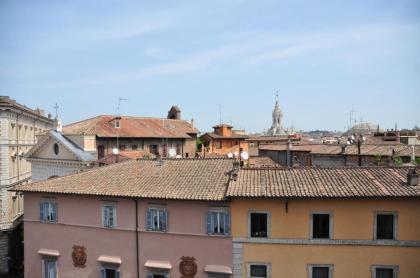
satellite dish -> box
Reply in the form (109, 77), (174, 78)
(240, 151), (249, 160)
(233, 151), (239, 158)
(168, 148), (177, 158)
(175, 155), (182, 159)
(112, 148), (119, 155)
(227, 152), (233, 159)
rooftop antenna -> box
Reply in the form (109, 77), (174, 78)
(115, 97), (127, 153)
(219, 104), (222, 125)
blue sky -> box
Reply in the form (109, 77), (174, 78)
(1, 0), (419, 133)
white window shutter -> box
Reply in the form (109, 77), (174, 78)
(52, 202), (58, 222)
(115, 270), (120, 278)
(100, 269), (106, 278)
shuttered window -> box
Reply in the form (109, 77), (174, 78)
(376, 268), (393, 278)
(40, 200), (57, 223)
(102, 204), (116, 228)
(147, 207), (168, 232)
(206, 210), (230, 235)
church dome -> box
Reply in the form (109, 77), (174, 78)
(344, 122), (381, 136)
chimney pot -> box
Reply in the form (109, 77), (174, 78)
(407, 169), (418, 186)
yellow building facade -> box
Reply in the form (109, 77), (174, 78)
(227, 167), (420, 278)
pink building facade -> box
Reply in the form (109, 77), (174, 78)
(24, 193), (233, 278)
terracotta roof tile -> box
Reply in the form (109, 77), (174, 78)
(63, 115), (198, 138)
(14, 159), (234, 201)
(227, 167), (420, 198)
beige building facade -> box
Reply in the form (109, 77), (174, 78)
(0, 96), (54, 274)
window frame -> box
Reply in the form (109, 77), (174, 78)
(206, 208), (231, 236)
(100, 264), (121, 278)
(40, 199), (58, 223)
(42, 257), (57, 278)
(247, 262), (270, 278)
(307, 264), (334, 278)
(310, 211), (333, 239)
(102, 203), (117, 229)
(147, 270), (170, 278)
(147, 206), (168, 232)
(371, 265), (399, 278)
(248, 211), (270, 238)
(374, 212), (398, 240)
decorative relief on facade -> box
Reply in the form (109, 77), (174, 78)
(179, 256), (197, 278)
(72, 245), (87, 268)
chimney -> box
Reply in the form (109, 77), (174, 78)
(191, 118), (194, 128)
(407, 168), (418, 186)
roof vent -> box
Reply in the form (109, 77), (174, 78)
(407, 168), (418, 186)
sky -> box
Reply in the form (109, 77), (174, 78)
(1, 0), (419, 133)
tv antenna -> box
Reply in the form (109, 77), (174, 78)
(219, 104), (222, 124)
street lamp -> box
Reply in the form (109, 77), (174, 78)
(347, 133), (366, 166)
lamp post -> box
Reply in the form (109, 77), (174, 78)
(347, 133), (366, 166)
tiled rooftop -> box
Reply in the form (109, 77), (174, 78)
(227, 167), (420, 198)
(14, 159), (234, 201)
(63, 115), (198, 138)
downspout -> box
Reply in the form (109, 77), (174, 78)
(134, 199), (140, 278)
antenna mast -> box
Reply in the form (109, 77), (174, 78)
(219, 104), (222, 124)
(116, 97), (127, 152)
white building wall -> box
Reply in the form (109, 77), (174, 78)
(31, 163), (84, 182)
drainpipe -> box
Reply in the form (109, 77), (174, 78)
(134, 199), (140, 278)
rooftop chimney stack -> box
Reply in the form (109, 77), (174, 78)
(407, 169), (418, 186)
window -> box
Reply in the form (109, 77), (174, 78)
(215, 141), (222, 149)
(207, 210), (230, 235)
(53, 143), (59, 155)
(115, 120), (120, 128)
(147, 207), (168, 232)
(149, 145), (159, 155)
(102, 204), (116, 228)
(147, 271), (169, 278)
(308, 265), (333, 278)
(100, 266), (120, 278)
(208, 274), (230, 278)
(42, 258), (57, 278)
(372, 265), (398, 278)
(311, 213), (332, 239)
(132, 145), (138, 150)
(40, 200), (57, 222)
(118, 145), (126, 151)
(375, 213), (396, 240)
(248, 264), (269, 278)
(250, 212), (268, 238)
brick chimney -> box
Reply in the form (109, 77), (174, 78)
(407, 169), (418, 186)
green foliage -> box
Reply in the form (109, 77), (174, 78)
(414, 157), (420, 166)
(196, 137), (208, 151)
(393, 156), (403, 166)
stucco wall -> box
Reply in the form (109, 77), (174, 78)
(231, 198), (420, 277)
(24, 193), (232, 278)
